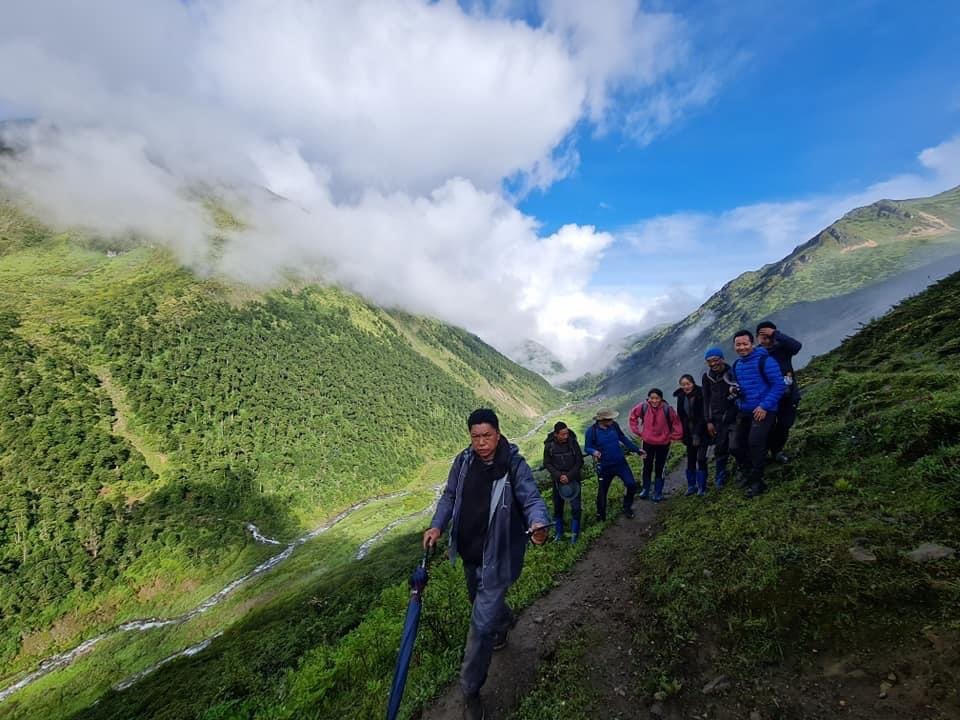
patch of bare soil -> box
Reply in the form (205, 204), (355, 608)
(418, 471), (960, 720)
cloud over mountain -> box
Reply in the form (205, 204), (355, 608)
(0, 0), (709, 368)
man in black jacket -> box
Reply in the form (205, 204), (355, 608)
(701, 347), (737, 487)
(543, 421), (584, 542)
(756, 321), (803, 463)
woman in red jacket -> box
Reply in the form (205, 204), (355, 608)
(628, 388), (683, 502)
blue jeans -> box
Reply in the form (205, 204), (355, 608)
(596, 458), (636, 519)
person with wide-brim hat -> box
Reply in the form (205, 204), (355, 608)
(584, 408), (644, 520)
(543, 421), (585, 542)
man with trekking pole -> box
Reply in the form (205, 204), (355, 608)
(423, 408), (549, 720)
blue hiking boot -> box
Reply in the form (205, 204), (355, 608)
(638, 478), (651, 500)
(653, 477), (665, 502)
(685, 469), (697, 496)
(570, 519), (580, 544)
(715, 458), (728, 488)
(696, 470), (707, 496)
(553, 516), (564, 542)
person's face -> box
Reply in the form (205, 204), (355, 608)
(734, 335), (753, 357)
(757, 327), (775, 348)
(598, 418), (614, 429)
(470, 423), (500, 461)
(706, 356), (723, 371)
(680, 377), (694, 394)
(556, 428), (570, 443)
(647, 393), (662, 407)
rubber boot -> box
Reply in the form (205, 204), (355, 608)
(638, 477), (651, 500)
(553, 516), (564, 542)
(652, 477), (665, 502)
(696, 470), (707, 496)
(715, 458), (728, 488)
(684, 469), (697, 496)
(570, 518), (580, 544)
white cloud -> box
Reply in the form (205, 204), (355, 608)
(0, 0), (714, 369)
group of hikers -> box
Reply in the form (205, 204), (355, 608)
(422, 321), (801, 720)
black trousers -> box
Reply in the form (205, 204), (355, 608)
(733, 411), (777, 486)
(641, 442), (670, 482)
(685, 442), (708, 473)
(711, 417), (732, 462)
(768, 397), (797, 456)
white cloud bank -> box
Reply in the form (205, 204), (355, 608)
(0, 0), (714, 370)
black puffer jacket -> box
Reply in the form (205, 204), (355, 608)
(543, 430), (584, 482)
(673, 386), (708, 447)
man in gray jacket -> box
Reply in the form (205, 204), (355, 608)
(423, 408), (550, 720)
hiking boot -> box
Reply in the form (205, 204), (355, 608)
(463, 693), (485, 720)
(553, 516), (564, 542)
(684, 469), (697, 496)
(624, 507), (635, 519)
(715, 458), (728, 488)
(638, 479), (650, 500)
(775, 452), (790, 464)
(570, 518), (580, 543)
(745, 481), (767, 499)
(695, 470), (707, 497)
(652, 477), (665, 503)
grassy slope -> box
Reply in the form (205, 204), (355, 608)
(0, 200), (561, 695)
(513, 271), (960, 719)
(594, 186), (960, 400)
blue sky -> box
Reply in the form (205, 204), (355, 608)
(520, 0), (960, 288)
(1, 1), (958, 370)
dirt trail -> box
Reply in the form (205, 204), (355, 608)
(420, 472), (683, 720)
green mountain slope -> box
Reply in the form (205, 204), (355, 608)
(513, 270), (960, 720)
(592, 185), (960, 400)
(0, 199), (562, 676)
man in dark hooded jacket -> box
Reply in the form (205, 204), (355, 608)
(757, 321), (803, 463)
(424, 408), (549, 720)
(543, 421), (584, 542)
(701, 347), (738, 487)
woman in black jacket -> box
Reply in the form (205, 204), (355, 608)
(543, 422), (584, 542)
(674, 374), (709, 496)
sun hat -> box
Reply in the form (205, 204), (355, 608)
(594, 408), (618, 421)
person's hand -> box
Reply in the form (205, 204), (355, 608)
(758, 327), (774, 342)
(529, 524), (549, 545)
(559, 474), (569, 485)
(592, 450), (601, 459)
(753, 407), (767, 422)
(423, 528), (441, 550)
(707, 422), (716, 438)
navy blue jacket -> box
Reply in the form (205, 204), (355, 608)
(584, 421), (640, 465)
(732, 347), (786, 413)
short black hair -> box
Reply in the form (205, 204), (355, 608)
(756, 320), (777, 334)
(679, 373), (696, 385)
(553, 421), (568, 432)
(647, 388), (664, 399)
(734, 329), (754, 343)
(467, 408), (500, 431)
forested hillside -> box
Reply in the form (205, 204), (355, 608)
(590, 186), (960, 401)
(0, 198), (562, 678)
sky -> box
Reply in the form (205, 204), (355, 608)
(0, 0), (958, 376)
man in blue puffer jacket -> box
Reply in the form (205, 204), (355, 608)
(730, 329), (786, 498)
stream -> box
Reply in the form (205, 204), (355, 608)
(0, 491), (411, 704)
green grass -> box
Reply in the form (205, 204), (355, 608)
(629, 271), (960, 692)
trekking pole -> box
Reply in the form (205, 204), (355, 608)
(385, 547), (432, 720)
